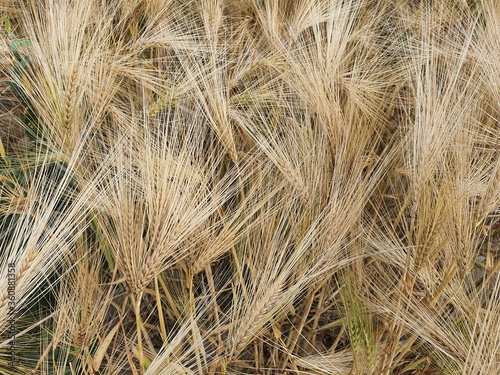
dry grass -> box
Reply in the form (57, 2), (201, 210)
(0, 0), (499, 374)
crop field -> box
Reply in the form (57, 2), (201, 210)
(0, 1), (499, 374)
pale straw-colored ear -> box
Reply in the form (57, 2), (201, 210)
(1, 0), (499, 374)
(90, 321), (122, 374)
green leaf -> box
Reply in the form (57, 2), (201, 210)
(20, 55), (30, 69)
(18, 39), (31, 47)
(8, 80), (24, 99)
(4, 15), (11, 34)
(10, 40), (17, 53)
